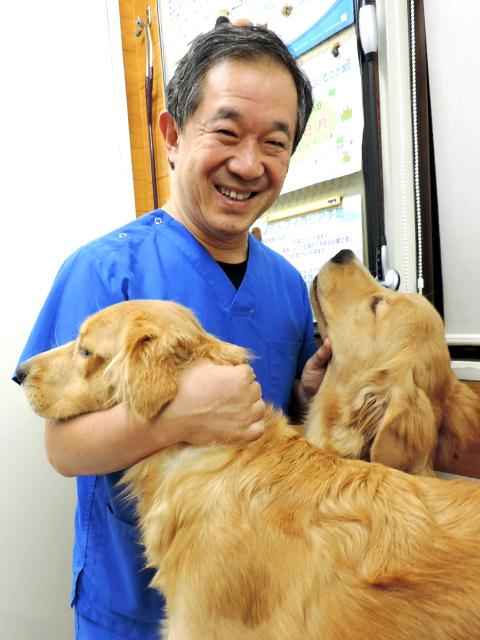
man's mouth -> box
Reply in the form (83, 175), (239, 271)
(216, 185), (257, 201)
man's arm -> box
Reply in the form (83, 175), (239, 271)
(45, 361), (265, 477)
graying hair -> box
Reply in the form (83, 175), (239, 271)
(166, 25), (313, 154)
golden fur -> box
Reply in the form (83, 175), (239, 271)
(19, 299), (480, 639)
(306, 251), (480, 476)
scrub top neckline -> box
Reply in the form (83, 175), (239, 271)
(155, 210), (260, 314)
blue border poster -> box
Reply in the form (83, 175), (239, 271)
(287, 0), (355, 58)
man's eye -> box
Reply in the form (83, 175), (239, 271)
(266, 140), (286, 149)
(216, 129), (236, 137)
(79, 347), (93, 357)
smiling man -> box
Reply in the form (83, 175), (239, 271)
(15, 23), (331, 639)
(161, 56), (297, 261)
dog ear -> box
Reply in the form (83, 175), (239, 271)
(206, 340), (249, 367)
(435, 379), (480, 469)
(117, 320), (189, 422)
(370, 376), (438, 475)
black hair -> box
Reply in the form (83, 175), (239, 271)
(166, 25), (313, 153)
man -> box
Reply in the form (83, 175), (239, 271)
(16, 23), (331, 639)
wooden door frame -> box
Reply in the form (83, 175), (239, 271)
(119, 0), (170, 216)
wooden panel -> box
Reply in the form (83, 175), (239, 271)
(119, 0), (170, 216)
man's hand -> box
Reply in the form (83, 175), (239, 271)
(300, 338), (332, 400)
(231, 18), (253, 27)
(156, 360), (266, 446)
(289, 339), (332, 423)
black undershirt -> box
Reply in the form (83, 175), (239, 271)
(216, 260), (248, 290)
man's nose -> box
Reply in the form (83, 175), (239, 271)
(227, 141), (265, 181)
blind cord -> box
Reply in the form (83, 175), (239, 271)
(409, 0), (424, 295)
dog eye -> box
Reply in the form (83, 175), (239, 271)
(78, 347), (93, 358)
(370, 296), (383, 313)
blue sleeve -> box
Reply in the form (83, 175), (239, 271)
(16, 247), (122, 367)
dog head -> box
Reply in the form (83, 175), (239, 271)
(306, 249), (480, 475)
(16, 300), (248, 422)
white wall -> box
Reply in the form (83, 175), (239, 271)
(0, 2), (135, 637)
(423, 0), (480, 346)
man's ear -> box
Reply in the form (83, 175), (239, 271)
(370, 378), (438, 475)
(159, 111), (180, 170)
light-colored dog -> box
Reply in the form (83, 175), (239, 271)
(306, 249), (480, 476)
(18, 298), (480, 639)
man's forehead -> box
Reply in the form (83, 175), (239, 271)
(206, 55), (293, 82)
(201, 58), (295, 97)
(194, 60), (297, 126)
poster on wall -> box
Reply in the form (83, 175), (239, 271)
(281, 26), (364, 194)
(255, 194), (363, 294)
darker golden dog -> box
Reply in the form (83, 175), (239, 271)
(17, 298), (480, 639)
(306, 249), (480, 476)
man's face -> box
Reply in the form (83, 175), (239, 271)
(163, 58), (298, 253)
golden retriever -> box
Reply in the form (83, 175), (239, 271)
(306, 249), (480, 476)
(17, 298), (480, 639)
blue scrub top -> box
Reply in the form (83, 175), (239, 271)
(17, 210), (316, 637)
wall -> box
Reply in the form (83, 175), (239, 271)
(423, 0), (480, 347)
(0, 2), (135, 637)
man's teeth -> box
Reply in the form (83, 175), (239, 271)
(218, 186), (252, 201)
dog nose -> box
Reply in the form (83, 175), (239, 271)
(14, 365), (27, 385)
(331, 249), (355, 264)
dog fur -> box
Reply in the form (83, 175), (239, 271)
(306, 249), (480, 476)
(18, 298), (480, 639)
